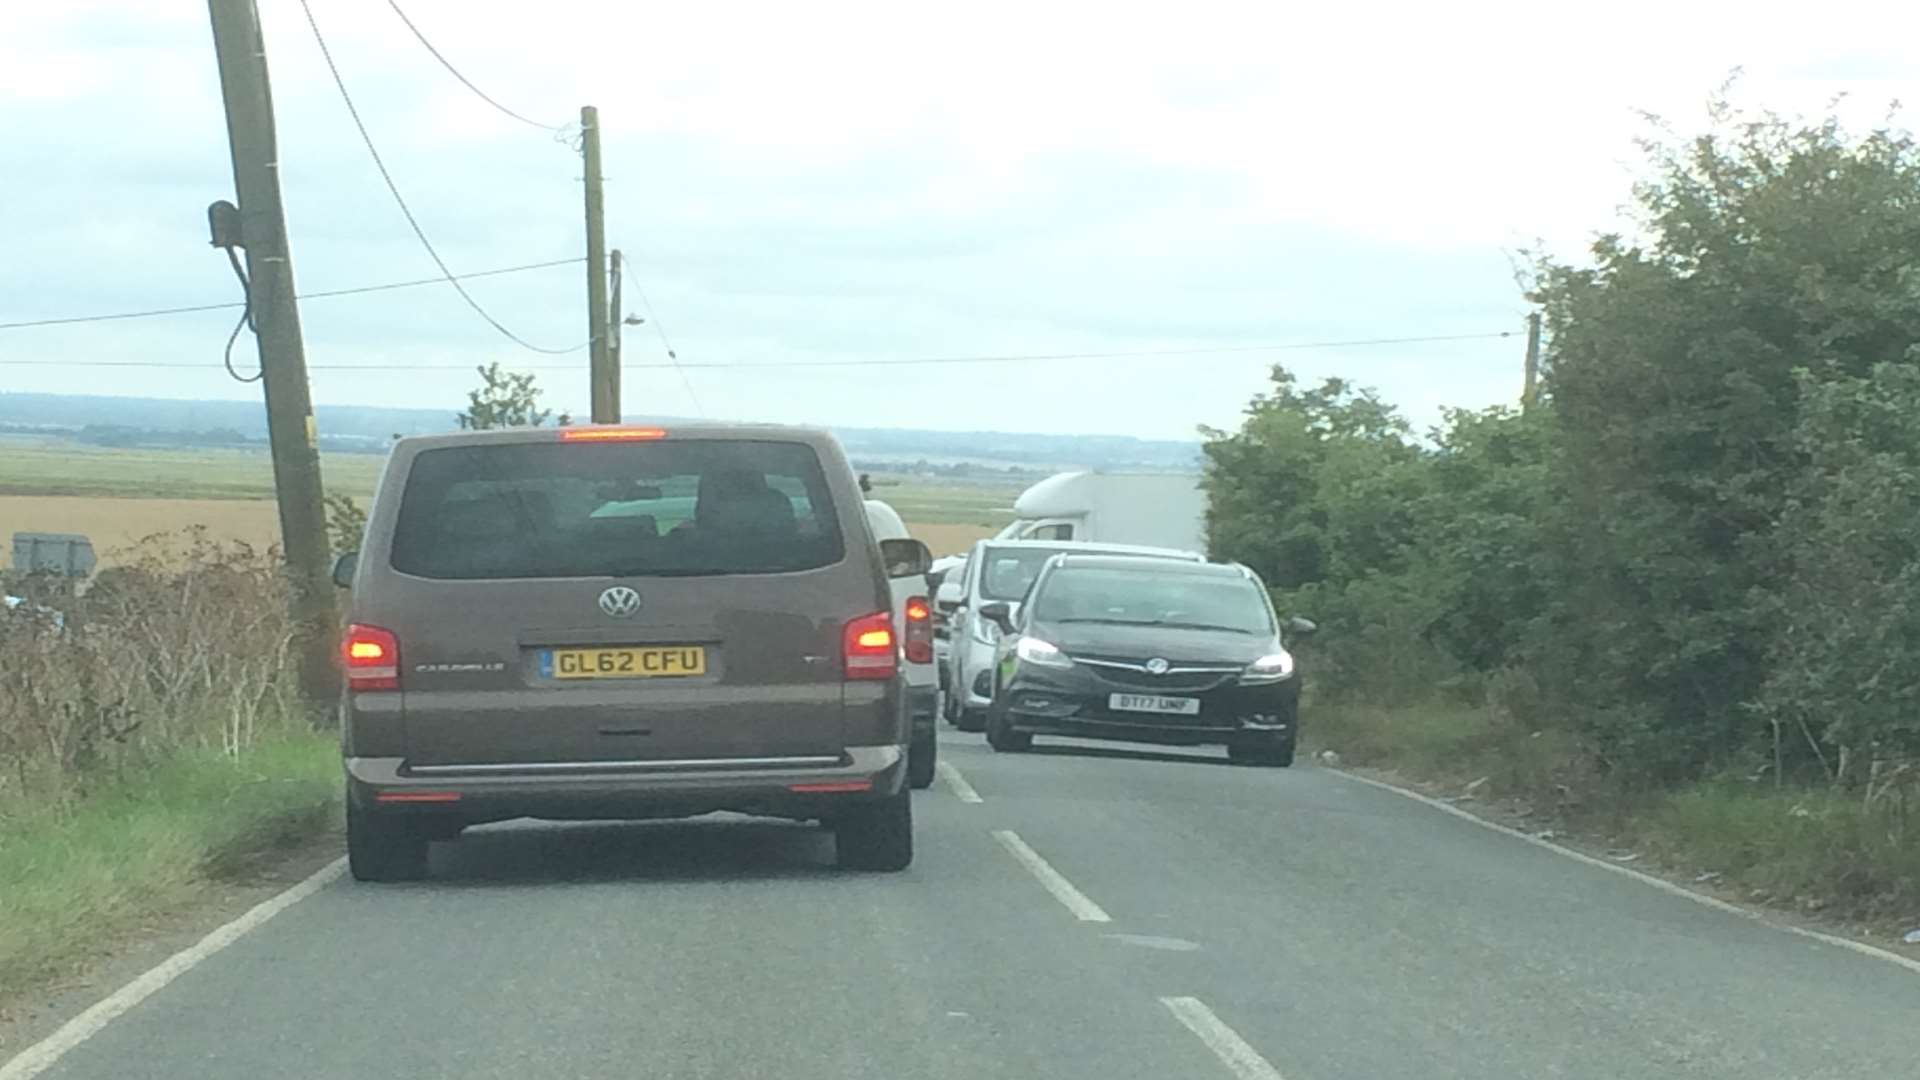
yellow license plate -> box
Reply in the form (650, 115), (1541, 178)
(546, 646), (707, 680)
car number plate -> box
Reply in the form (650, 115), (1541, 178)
(1109, 693), (1201, 716)
(544, 646), (707, 680)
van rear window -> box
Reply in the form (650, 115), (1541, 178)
(389, 440), (845, 580)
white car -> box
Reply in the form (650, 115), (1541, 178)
(866, 500), (939, 789)
(939, 539), (1205, 732)
(927, 553), (968, 703)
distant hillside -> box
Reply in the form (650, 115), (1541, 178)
(0, 393), (1202, 471)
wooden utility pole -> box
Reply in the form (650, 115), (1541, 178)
(608, 248), (624, 409)
(582, 105), (616, 422)
(206, 0), (337, 712)
(1521, 311), (1542, 412)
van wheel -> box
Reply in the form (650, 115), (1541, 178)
(347, 797), (430, 882)
(955, 708), (987, 733)
(835, 791), (913, 871)
(908, 729), (937, 789)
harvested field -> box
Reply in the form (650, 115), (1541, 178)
(0, 496), (285, 559)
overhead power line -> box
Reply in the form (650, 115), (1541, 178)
(383, 0), (563, 132)
(0, 258), (584, 331)
(296, 0), (582, 354)
(674, 331), (1520, 369)
(0, 329), (1515, 371)
(626, 275), (704, 415)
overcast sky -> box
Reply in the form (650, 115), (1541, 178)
(3, 1), (1916, 440)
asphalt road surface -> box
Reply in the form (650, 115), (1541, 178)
(20, 733), (1920, 1079)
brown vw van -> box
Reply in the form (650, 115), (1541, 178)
(332, 424), (919, 880)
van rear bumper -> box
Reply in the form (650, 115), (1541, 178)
(345, 744), (905, 824)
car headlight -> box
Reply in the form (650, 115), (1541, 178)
(1241, 650), (1295, 683)
(1015, 636), (1072, 668)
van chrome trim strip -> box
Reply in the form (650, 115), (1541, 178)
(404, 755), (846, 776)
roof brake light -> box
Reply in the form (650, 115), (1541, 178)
(559, 427), (668, 442)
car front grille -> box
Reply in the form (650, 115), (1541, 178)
(1074, 655), (1241, 693)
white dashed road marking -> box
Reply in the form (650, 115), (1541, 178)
(936, 760), (983, 803)
(1160, 996), (1289, 1080)
(992, 829), (1112, 923)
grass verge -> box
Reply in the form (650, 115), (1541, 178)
(1312, 700), (1920, 930)
(0, 733), (339, 1001)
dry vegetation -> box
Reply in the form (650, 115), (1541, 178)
(0, 533), (337, 1000)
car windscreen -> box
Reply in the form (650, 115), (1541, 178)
(389, 439), (845, 580)
(978, 547), (1075, 601)
(1030, 567), (1274, 634)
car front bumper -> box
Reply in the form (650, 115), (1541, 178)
(345, 744), (906, 825)
(1000, 667), (1299, 747)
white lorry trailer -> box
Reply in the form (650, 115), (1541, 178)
(993, 471), (1207, 554)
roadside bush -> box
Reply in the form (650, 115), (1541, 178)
(0, 531), (343, 1000)
(1532, 105), (1920, 779)
(0, 530), (302, 811)
(1751, 361), (1920, 786)
(324, 492), (368, 555)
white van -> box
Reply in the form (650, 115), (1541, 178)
(866, 500), (938, 788)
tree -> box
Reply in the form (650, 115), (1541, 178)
(1531, 102), (1920, 777)
(457, 363), (568, 430)
(1754, 360), (1920, 779)
(1203, 368), (1448, 699)
(1202, 367), (1419, 591)
(1413, 406), (1554, 674)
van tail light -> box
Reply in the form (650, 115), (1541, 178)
(343, 624), (400, 691)
(843, 611), (897, 681)
(903, 597), (934, 665)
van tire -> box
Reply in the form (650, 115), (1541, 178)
(835, 790), (913, 871)
(955, 708), (987, 733)
(347, 797), (430, 882)
(908, 729), (936, 789)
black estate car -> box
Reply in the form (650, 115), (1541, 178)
(979, 555), (1314, 766)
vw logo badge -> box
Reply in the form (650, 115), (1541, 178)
(1144, 657), (1170, 676)
(598, 586), (642, 618)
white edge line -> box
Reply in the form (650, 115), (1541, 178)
(991, 829), (1112, 923)
(1160, 996), (1288, 1080)
(935, 760), (983, 803)
(0, 857), (347, 1080)
(1328, 768), (1920, 978)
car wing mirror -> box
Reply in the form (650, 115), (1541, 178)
(1286, 615), (1317, 637)
(880, 538), (933, 579)
(331, 551), (360, 589)
(978, 601), (1016, 634)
